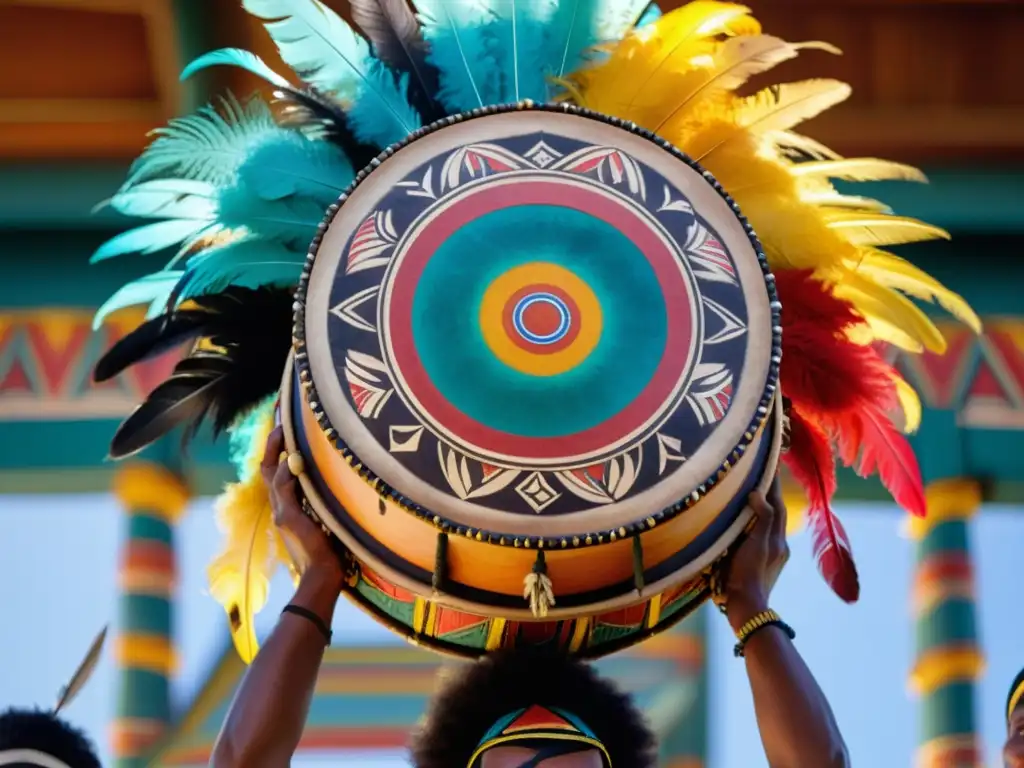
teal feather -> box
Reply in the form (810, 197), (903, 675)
(551, 0), (651, 78)
(413, 0), (500, 112)
(90, 219), (218, 264)
(227, 396), (278, 480)
(105, 180), (218, 220)
(180, 48), (291, 89)
(125, 96), (281, 186)
(241, 0), (421, 146)
(637, 3), (662, 27)
(178, 240), (303, 302)
(93, 270), (185, 330)
(483, 2), (559, 102)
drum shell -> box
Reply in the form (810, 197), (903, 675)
(281, 353), (783, 658)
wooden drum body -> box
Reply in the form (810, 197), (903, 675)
(284, 103), (782, 659)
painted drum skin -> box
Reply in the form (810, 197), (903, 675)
(286, 102), (783, 659)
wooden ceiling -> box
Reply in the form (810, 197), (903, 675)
(1, 0), (1022, 163)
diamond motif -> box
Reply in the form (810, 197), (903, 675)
(524, 140), (563, 169)
(515, 471), (561, 513)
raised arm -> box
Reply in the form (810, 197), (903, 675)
(722, 480), (850, 768)
(211, 427), (345, 768)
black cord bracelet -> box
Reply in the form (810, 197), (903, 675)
(734, 619), (795, 658)
(283, 604), (333, 645)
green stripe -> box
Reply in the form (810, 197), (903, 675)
(127, 514), (174, 546)
(116, 668), (171, 722)
(921, 682), (977, 740)
(916, 521), (970, 560)
(121, 594), (172, 637)
(915, 601), (979, 652)
(115, 757), (149, 768)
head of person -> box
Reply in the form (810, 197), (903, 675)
(0, 709), (101, 768)
(1006, 668), (1024, 768)
(411, 647), (656, 768)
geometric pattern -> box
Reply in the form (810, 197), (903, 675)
(0, 308), (177, 420)
(892, 319), (1024, 430)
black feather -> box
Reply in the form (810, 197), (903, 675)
(274, 86), (380, 171)
(101, 286), (295, 459)
(349, 0), (446, 122)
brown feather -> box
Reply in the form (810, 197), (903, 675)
(54, 625), (108, 714)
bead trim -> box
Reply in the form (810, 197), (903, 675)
(292, 99), (783, 551)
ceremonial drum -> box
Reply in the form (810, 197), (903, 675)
(282, 103), (783, 659)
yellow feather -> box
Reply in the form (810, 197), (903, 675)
(789, 158), (928, 183)
(832, 271), (946, 353)
(854, 250), (982, 333)
(574, 2), (755, 124)
(771, 130), (842, 160)
(824, 212), (950, 247)
(208, 474), (283, 664)
(893, 374), (923, 434)
(801, 192), (892, 213)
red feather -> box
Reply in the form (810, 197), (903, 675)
(832, 404), (927, 517)
(784, 409), (860, 602)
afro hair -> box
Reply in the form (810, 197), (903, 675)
(410, 648), (657, 768)
(0, 709), (101, 768)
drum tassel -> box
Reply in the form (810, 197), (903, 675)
(432, 532), (449, 596)
(524, 551), (555, 618)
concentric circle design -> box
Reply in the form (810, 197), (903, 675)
(303, 104), (776, 522)
(381, 177), (698, 467)
(481, 263), (599, 374)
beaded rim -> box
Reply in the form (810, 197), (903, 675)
(291, 100), (783, 551)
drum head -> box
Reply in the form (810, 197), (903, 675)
(299, 104), (778, 540)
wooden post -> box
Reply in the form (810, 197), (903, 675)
(908, 479), (984, 768)
(110, 460), (190, 768)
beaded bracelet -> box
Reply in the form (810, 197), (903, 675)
(733, 608), (795, 658)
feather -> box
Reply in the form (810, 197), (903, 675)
(98, 287), (294, 458)
(242, 0), (421, 147)
(800, 192), (892, 213)
(103, 179), (219, 220)
(178, 240), (304, 301)
(893, 371), (922, 434)
(636, 3), (662, 27)
(853, 250), (981, 333)
(485, 0), (561, 102)
(208, 473), (281, 664)
(92, 270), (185, 330)
(790, 158), (927, 184)
(94, 309), (210, 382)
(770, 130), (842, 161)
(228, 397), (278, 481)
(551, 0), (656, 81)
(274, 86), (380, 169)
(784, 411), (859, 602)
(656, 35), (839, 134)
(126, 95), (280, 186)
(824, 212), (950, 247)
(349, 0), (445, 121)
(181, 47), (292, 89)
(835, 403), (927, 517)
(734, 78), (851, 133)
(832, 270), (947, 353)
(90, 219), (219, 263)
(414, 0), (497, 111)
(53, 626), (108, 715)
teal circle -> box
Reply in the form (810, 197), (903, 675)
(409, 205), (669, 438)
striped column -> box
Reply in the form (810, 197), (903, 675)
(659, 607), (708, 768)
(110, 462), (190, 768)
(909, 479), (984, 768)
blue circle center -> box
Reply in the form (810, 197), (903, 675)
(513, 293), (571, 345)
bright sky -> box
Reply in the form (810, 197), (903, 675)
(0, 494), (1020, 767)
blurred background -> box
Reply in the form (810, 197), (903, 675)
(0, 0), (1022, 766)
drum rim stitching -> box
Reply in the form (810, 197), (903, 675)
(291, 99), (783, 551)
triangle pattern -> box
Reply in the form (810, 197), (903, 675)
(905, 326), (974, 409)
(702, 296), (746, 345)
(25, 315), (90, 396)
(330, 286), (379, 333)
(503, 705), (578, 734)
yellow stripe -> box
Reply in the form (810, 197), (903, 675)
(909, 646), (985, 694)
(424, 601), (438, 637)
(412, 597), (428, 635)
(485, 618), (507, 651)
(645, 594), (663, 629)
(1010, 680), (1024, 722)
(908, 479), (981, 540)
(116, 572), (176, 595)
(115, 634), (178, 676)
(113, 463), (190, 522)
(568, 617), (591, 653)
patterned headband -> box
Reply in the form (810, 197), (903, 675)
(0, 749), (73, 768)
(1009, 668), (1024, 723)
(468, 705), (611, 767)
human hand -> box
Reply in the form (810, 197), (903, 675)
(722, 476), (790, 632)
(260, 426), (344, 589)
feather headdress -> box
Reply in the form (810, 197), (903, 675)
(93, 0), (977, 656)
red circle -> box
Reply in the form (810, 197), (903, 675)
(385, 177), (696, 461)
(521, 300), (561, 337)
(501, 284), (580, 355)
